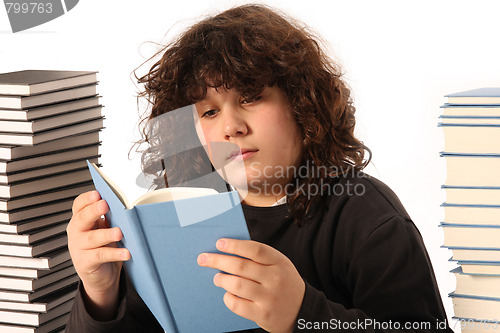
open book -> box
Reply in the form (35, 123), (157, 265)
(87, 162), (258, 332)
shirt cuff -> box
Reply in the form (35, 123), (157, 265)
(71, 271), (128, 332)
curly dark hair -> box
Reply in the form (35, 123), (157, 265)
(135, 4), (371, 227)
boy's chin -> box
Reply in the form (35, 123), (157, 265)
(223, 173), (248, 191)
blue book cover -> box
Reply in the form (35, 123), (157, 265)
(450, 257), (500, 265)
(445, 87), (500, 105)
(441, 185), (500, 190)
(87, 161), (258, 332)
(439, 104), (500, 118)
(449, 292), (500, 302)
(439, 151), (500, 157)
(445, 88), (500, 98)
(439, 115), (500, 119)
(438, 122), (500, 127)
(444, 245), (500, 251)
(441, 104), (500, 108)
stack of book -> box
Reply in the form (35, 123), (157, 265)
(439, 87), (500, 332)
(0, 70), (103, 332)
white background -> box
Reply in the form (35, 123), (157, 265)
(2, 1), (500, 330)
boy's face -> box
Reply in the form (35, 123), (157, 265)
(194, 86), (303, 205)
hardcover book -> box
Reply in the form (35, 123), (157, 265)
(0, 96), (99, 121)
(0, 275), (78, 302)
(445, 87), (500, 105)
(0, 199), (74, 224)
(0, 158), (98, 184)
(453, 259), (500, 276)
(0, 84), (97, 109)
(441, 152), (500, 187)
(0, 70), (97, 96)
(0, 234), (67, 258)
(0, 259), (73, 279)
(0, 183), (93, 212)
(441, 223), (500, 248)
(0, 284), (76, 312)
(450, 292), (500, 320)
(438, 123), (500, 154)
(450, 248), (500, 263)
(439, 115), (500, 125)
(442, 203), (500, 225)
(0, 265), (75, 291)
(0, 298), (73, 326)
(0, 313), (70, 333)
(0, 106), (102, 133)
(0, 117), (103, 146)
(442, 185), (500, 206)
(0, 168), (91, 199)
(88, 162), (258, 332)
(441, 104), (500, 117)
(0, 131), (100, 160)
(452, 267), (500, 299)
(0, 144), (100, 173)
(0, 211), (72, 234)
(0, 247), (71, 269)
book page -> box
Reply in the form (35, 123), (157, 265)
(89, 162), (131, 209)
(132, 187), (217, 206)
(90, 162), (218, 208)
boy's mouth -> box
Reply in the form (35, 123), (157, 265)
(227, 148), (258, 162)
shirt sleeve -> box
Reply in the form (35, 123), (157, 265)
(293, 215), (454, 333)
(65, 269), (164, 333)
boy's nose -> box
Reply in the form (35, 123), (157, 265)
(223, 107), (248, 139)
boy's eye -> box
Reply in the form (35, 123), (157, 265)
(201, 109), (219, 118)
(241, 95), (262, 104)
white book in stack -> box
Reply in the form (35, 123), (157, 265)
(0, 70), (104, 331)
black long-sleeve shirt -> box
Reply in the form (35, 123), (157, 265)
(66, 172), (453, 332)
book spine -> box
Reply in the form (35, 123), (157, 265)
(124, 208), (178, 333)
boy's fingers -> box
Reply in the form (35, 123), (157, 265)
(198, 253), (263, 282)
(86, 247), (131, 270)
(222, 292), (257, 322)
(216, 239), (281, 265)
(214, 273), (262, 301)
(71, 200), (109, 232)
(81, 227), (123, 250)
(72, 191), (101, 214)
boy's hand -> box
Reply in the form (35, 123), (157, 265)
(66, 191), (131, 320)
(197, 239), (305, 333)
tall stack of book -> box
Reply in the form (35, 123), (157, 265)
(0, 70), (103, 332)
(439, 88), (500, 332)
